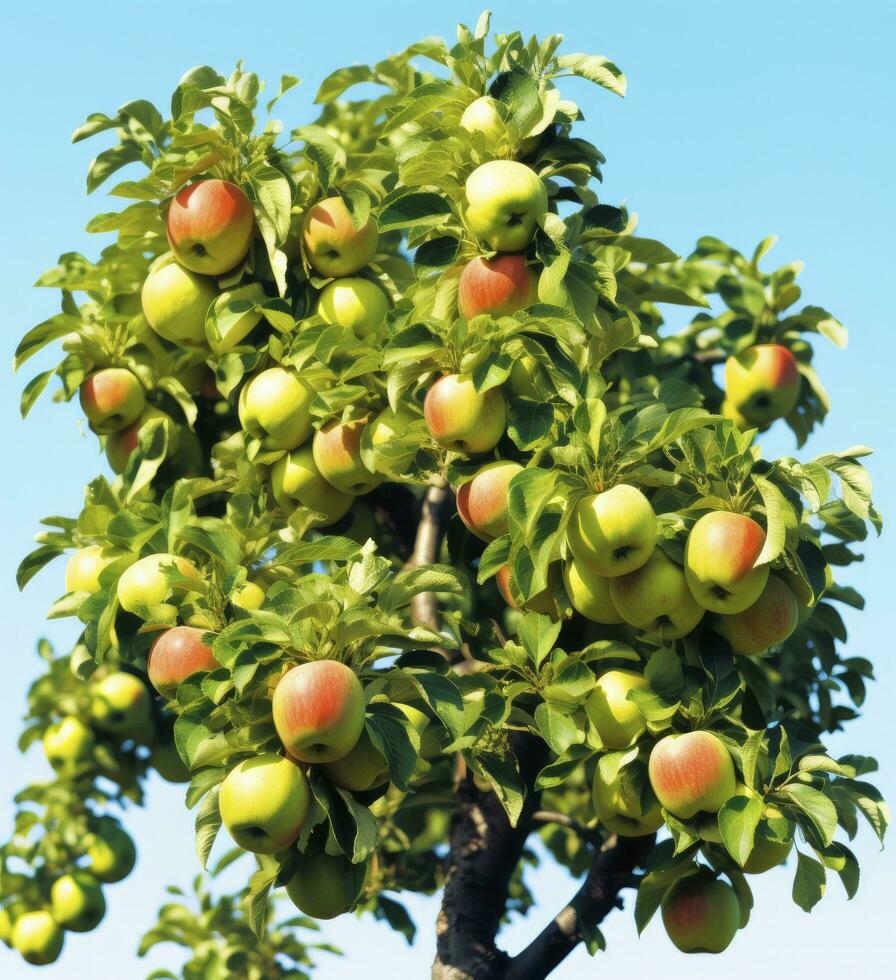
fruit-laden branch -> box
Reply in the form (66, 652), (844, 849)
(407, 480), (452, 631)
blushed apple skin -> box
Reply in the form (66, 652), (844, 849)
(563, 558), (622, 623)
(424, 374), (507, 454)
(148, 626), (218, 698)
(661, 874), (741, 954)
(270, 444), (354, 526)
(167, 179), (255, 275)
(273, 661), (366, 763)
(286, 852), (368, 919)
(716, 574), (799, 655)
(684, 511), (769, 614)
(11, 910), (64, 965)
(50, 872), (105, 932)
(455, 460), (523, 541)
(496, 565), (560, 619)
(142, 254), (218, 344)
(458, 254), (538, 319)
(648, 731), (736, 819)
(567, 484), (657, 578)
(303, 197), (379, 278)
(585, 669), (650, 748)
(464, 160), (548, 252)
(105, 407), (177, 474)
(609, 549), (705, 639)
(317, 276), (390, 337)
(592, 760), (663, 836)
(312, 419), (384, 495)
(65, 545), (117, 593)
(724, 343), (800, 427)
(79, 368), (146, 434)
(238, 367), (316, 452)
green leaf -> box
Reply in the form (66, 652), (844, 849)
(780, 784), (838, 846)
(556, 53), (627, 97)
(517, 613), (562, 668)
(379, 192), (454, 233)
(534, 702), (582, 755)
(718, 794), (763, 866)
(194, 785), (221, 869)
(792, 851), (826, 912)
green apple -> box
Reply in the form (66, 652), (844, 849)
(724, 344), (800, 427)
(592, 758), (663, 836)
(368, 406), (420, 475)
(65, 545), (117, 594)
(508, 353), (544, 400)
(79, 368), (145, 434)
(0, 907), (11, 946)
(232, 580), (266, 610)
(116, 552), (200, 614)
(460, 96), (505, 141)
(151, 741), (190, 783)
(312, 419), (384, 495)
(141, 253), (217, 345)
(742, 825), (793, 874)
(207, 281), (267, 353)
(567, 484), (657, 578)
(317, 276), (390, 337)
(86, 818), (137, 883)
(50, 872), (105, 932)
(458, 254), (538, 319)
(303, 196), (379, 278)
(585, 668), (650, 748)
(648, 731), (736, 819)
(43, 716), (95, 773)
(286, 852), (368, 919)
(715, 574), (799, 655)
(148, 626), (218, 698)
(11, 910), (64, 965)
(320, 728), (389, 792)
(166, 178), (255, 275)
(270, 443), (354, 526)
(684, 511), (769, 614)
(219, 753), (310, 854)
(562, 558), (622, 624)
(464, 160), (548, 251)
(238, 367), (316, 452)
(423, 373), (507, 454)
(609, 549), (705, 639)
(455, 460), (523, 541)
(661, 873), (741, 954)
(89, 672), (153, 741)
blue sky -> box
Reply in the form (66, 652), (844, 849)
(2, 1), (895, 976)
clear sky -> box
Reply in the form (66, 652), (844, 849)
(1, 1), (895, 977)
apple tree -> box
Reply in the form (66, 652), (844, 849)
(2, 12), (889, 978)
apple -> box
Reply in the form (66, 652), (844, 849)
(508, 353), (544, 400)
(65, 545), (117, 594)
(303, 196), (379, 278)
(42, 716), (95, 773)
(79, 368), (145, 434)
(232, 580), (266, 610)
(151, 741), (190, 783)
(424, 374), (507, 454)
(460, 96), (505, 140)
(496, 565), (560, 619)
(609, 549), (705, 640)
(238, 367), (316, 452)
(0, 907), (11, 946)
(148, 626), (218, 698)
(592, 759), (663, 836)
(724, 344), (800, 427)
(141, 254), (218, 345)
(312, 419), (384, 495)
(166, 178), (255, 275)
(90, 672), (153, 741)
(684, 512), (769, 614)
(104, 407), (180, 475)
(369, 406), (419, 475)
(50, 872), (105, 932)
(742, 826), (793, 874)
(464, 160), (548, 252)
(116, 552), (200, 613)
(273, 660), (365, 763)
(86, 817), (137, 883)
(208, 282), (267, 353)
(715, 574), (799, 655)
(721, 398), (754, 431)
(458, 255), (538, 320)
(317, 276), (390, 337)
(320, 728), (388, 792)
(585, 669), (650, 749)
(270, 444), (354, 526)
(286, 852), (368, 919)
(219, 753), (310, 854)
(455, 460), (523, 541)
(567, 484), (657, 578)
(648, 731), (736, 819)
(661, 873), (741, 954)
(562, 558), (622, 624)
(11, 911), (64, 965)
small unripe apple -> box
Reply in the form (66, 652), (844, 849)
(142, 253), (218, 345)
(458, 254), (538, 320)
(232, 580), (266, 610)
(86, 818), (137, 883)
(715, 574), (799, 655)
(238, 367), (316, 452)
(208, 281), (267, 353)
(585, 669), (650, 748)
(567, 485), (656, 578)
(592, 759), (663, 836)
(648, 731), (736, 819)
(724, 344), (800, 427)
(148, 626), (218, 698)
(684, 511), (769, 614)
(562, 558), (622, 623)
(303, 197), (379, 278)
(661, 873), (741, 954)
(368, 406), (419, 475)
(42, 716), (95, 773)
(90, 672), (153, 741)
(116, 553), (200, 613)
(167, 178), (255, 275)
(317, 276), (390, 337)
(50, 872), (105, 932)
(286, 852), (368, 919)
(79, 368), (145, 434)
(455, 460), (523, 541)
(312, 419), (383, 495)
(424, 374), (507, 454)
(464, 160), (548, 252)
(11, 910), (64, 965)
(65, 545), (117, 594)
(609, 549), (705, 639)
(270, 444), (354, 526)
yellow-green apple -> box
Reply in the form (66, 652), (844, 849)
(424, 374), (507, 454)
(303, 196), (379, 278)
(496, 565), (560, 620)
(320, 728), (389, 792)
(90, 672), (153, 741)
(455, 460), (523, 541)
(741, 825), (793, 874)
(609, 549), (705, 639)
(104, 407), (177, 475)
(151, 741), (190, 783)
(567, 485), (656, 578)
(585, 669), (650, 748)
(592, 759), (664, 836)
(562, 558), (622, 624)
(219, 753), (310, 854)
(724, 344), (800, 427)
(65, 545), (117, 594)
(273, 660), (365, 763)
(312, 419), (384, 495)
(369, 406), (419, 474)
(238, 367), (316, 452)
(79, 368), (145, 434)
(648, 731), (736, 818)
(684, 512), (769, 614)
(207, 281), (267, 353)
(508, 353), (543, 400)
(721, 398), (754, 431)
(231, 580), (266, 611)
(661, 874), (741, 953)
(148, 626), (218, 698)
(42, 716), (94, 773)
(338, 500), (378, 546)
(50, 872), (105, 932)
(460, 96), (505, 140)
(317, 276), (390, 337)
(0, 907), (11, 946)
(141, 253), (217, 345)
(286, 853), (368, 919)
(715, 574), (799, 655)
(116, 553), (200, 613)
(270, 444), (354, 526)
(86, 818), (137, 883)
(458, 254), (538, 320)
(166, 178), (255, 275)
(464, 160), (548, 251)
(11, 911), (64, 965)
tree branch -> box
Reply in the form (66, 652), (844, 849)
(406, 480), (452, 632)
(531, 810), (602, 847)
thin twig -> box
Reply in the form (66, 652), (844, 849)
(531, 810), (602, 846)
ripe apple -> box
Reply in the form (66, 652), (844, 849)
(42, 716), (95, 773)
(303, 196), (379, 278)
(661, 873), (741, 954)
(742, 826), (793, 874)
(11, 910), (64, 965)
(317, 276), (390, 337)
(238, 367), (316, 452)
(562, 558), (622, 624)
(609, 549), (705, 640)
(455, 460), (523, 541)
(219, 753), (310, 854)
(567, 484), (657, 578)
(270, 444), (354, 526)
(151, 741), (191, 783)
(86, 818), (137, 883)
(104, 407), (179, 475)
(458, 254), (538, 320)
(592, 759), (663, 836)
(90, 672), (153, 741)
(724, 344), (800, 427)
(166, 178), (255, 275)
(369, 406), (419, 474)
(141, 254), (218, 345)
(273, 660), (365, 763)
(585, 669), (650, 748)
(684, 511), (769, 614)
(715, 574), (799, 655)
(116, 552), (200, 613)
(50, 872), (105, 932)
(648, 731), (736, 818)
(312, 419), (384, 495)
(423, 374), (507, 454)
(148, 626), (218, 698)
(231, 580), (266, 611)
(286, 852), (368, 919)
(208, 281), (267, 353)
(79, 368), (145, 434)
(496, 565), (560, 620)
(464, 160), (548, 252)
(65, 545), (117, 594)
